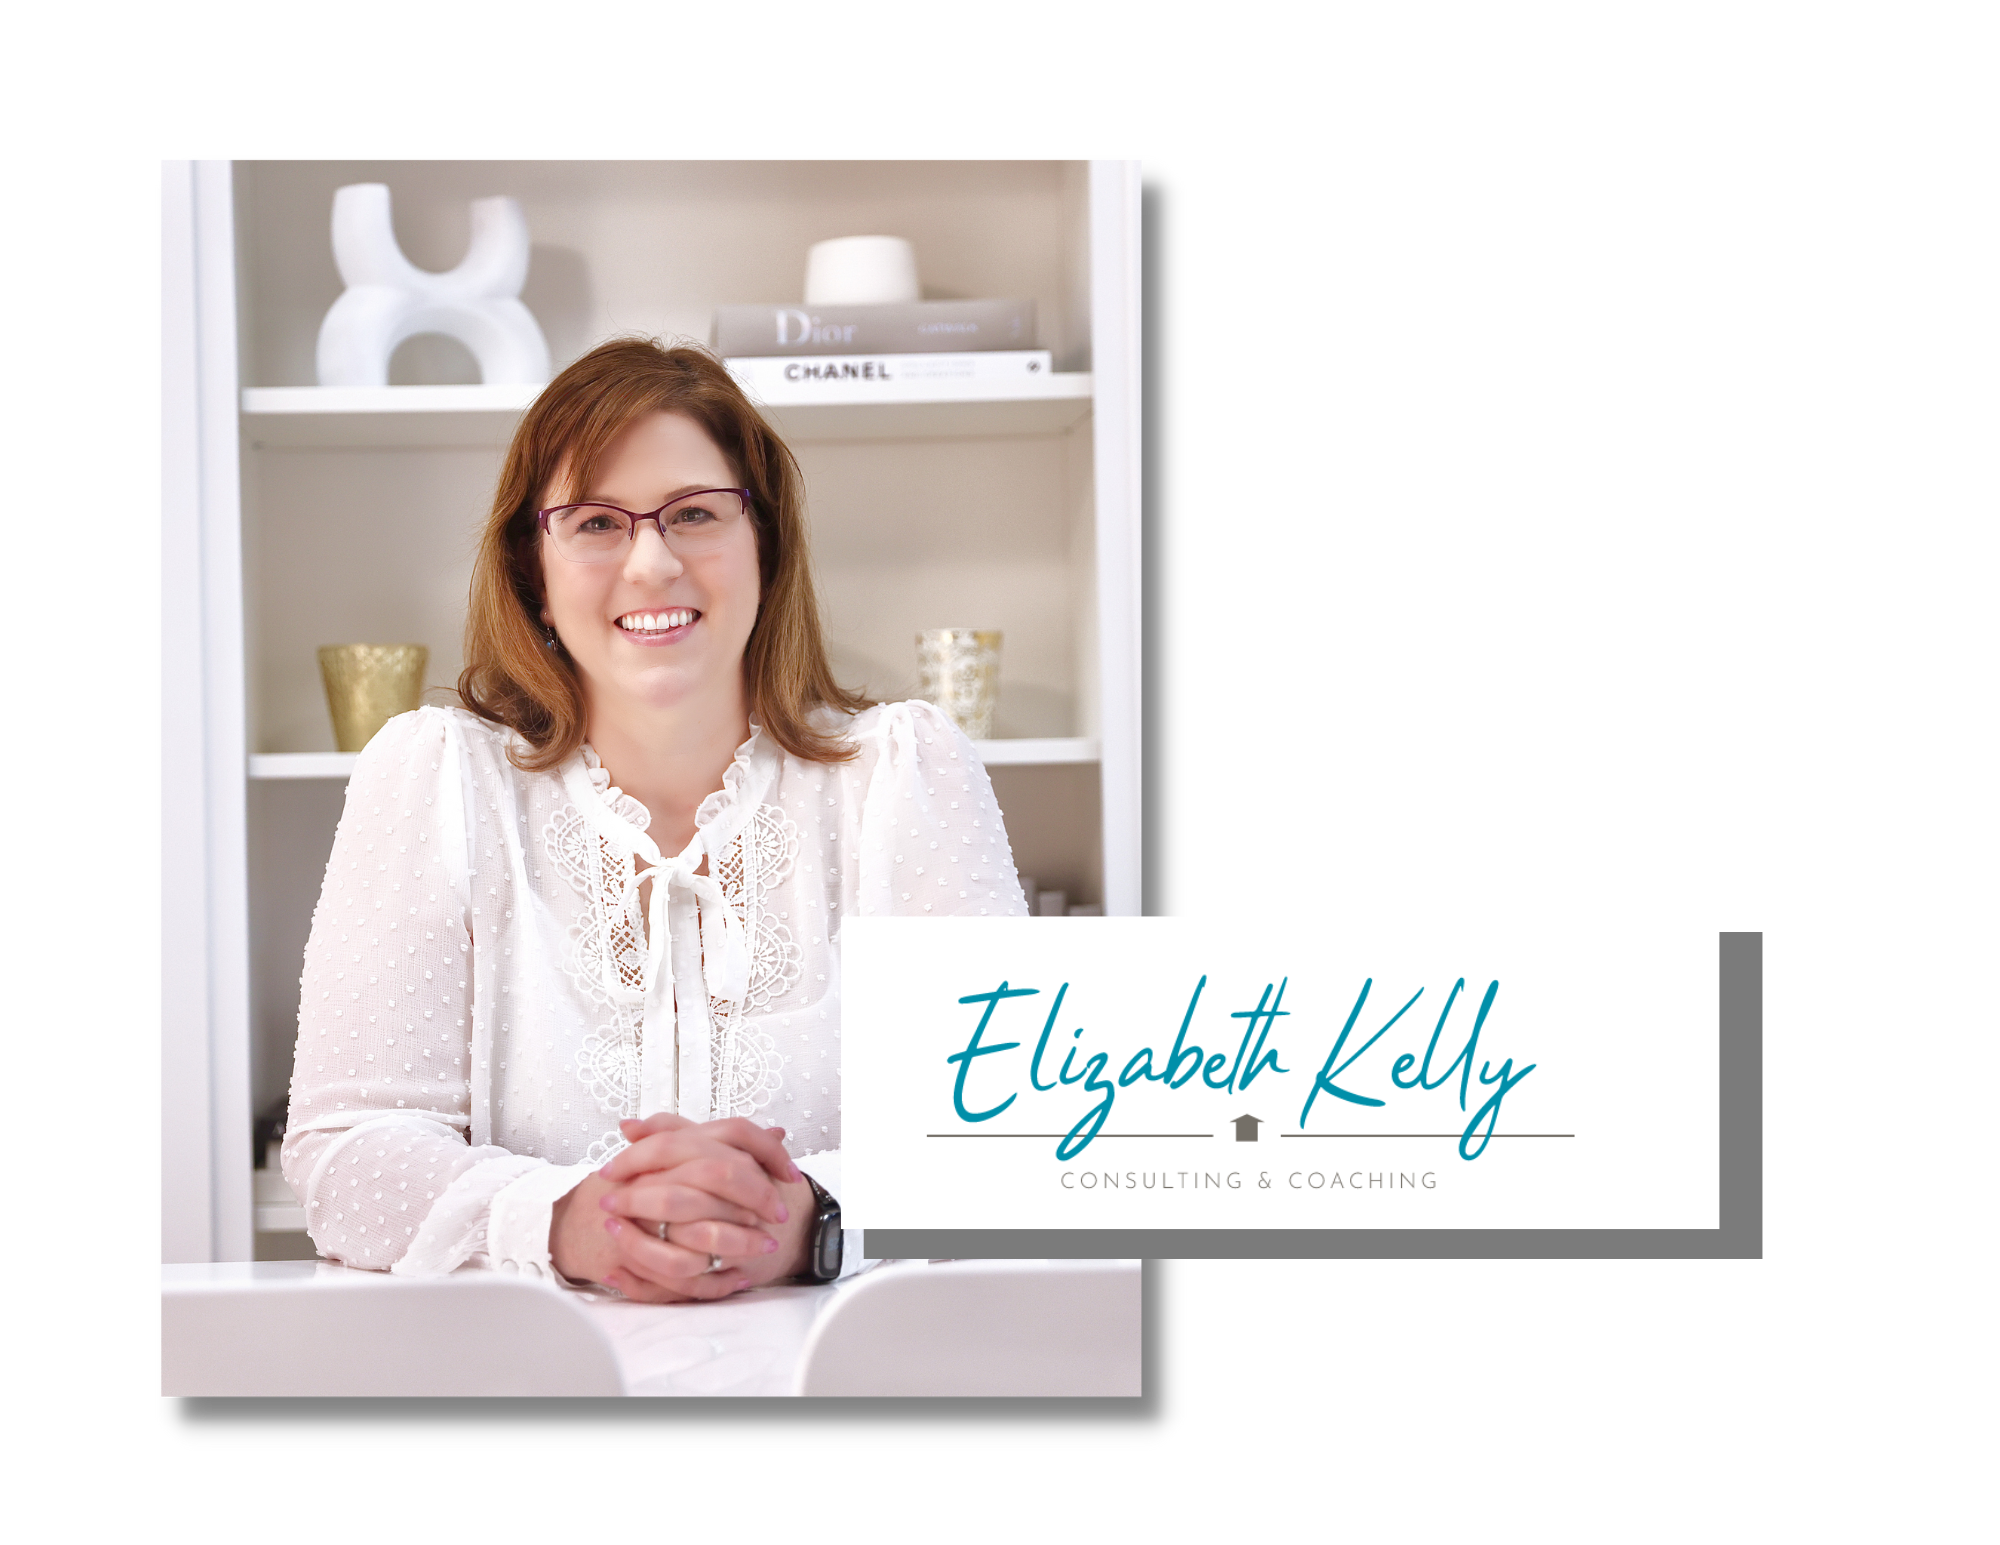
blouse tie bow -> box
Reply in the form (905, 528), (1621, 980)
(611, 834), (752, 1021)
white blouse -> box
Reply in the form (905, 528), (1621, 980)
(281, 698), (1028, 1281)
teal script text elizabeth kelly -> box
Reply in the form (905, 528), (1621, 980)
(943, 975), (1537, 1162)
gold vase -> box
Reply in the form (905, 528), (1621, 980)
(317, 644), (429, 753)
(915, 629), (1002, 739)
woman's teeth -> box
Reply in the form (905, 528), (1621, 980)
(617, 609), (697, 632)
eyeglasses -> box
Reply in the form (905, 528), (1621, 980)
(537, 487), (752, 564)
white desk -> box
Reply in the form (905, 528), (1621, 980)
(577, 1275), (828, 1396)
(162, 1258), (1141, 1397)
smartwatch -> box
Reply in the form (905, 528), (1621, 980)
(799, 1171), (844, 1282)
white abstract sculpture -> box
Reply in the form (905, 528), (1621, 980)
(315, 183), (551, 388)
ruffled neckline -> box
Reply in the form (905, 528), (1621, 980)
(577, 720), (774, 847)
(694, 719), (769, 831)
(576, 744), (654, 833)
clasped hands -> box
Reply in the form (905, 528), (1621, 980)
(548, 1112), (816, 1302)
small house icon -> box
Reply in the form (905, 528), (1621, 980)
(1232, 1114), (1262, 1142)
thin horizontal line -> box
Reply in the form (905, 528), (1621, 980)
(924, 1133), (1214, 1139)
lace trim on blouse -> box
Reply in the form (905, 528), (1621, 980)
(548, 724), (799, 1157)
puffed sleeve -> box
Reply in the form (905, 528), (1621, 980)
(854, 700), (1031, 918)
(280, 708), (567, 1277)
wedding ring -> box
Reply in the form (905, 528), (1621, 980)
(704, 1253), (725, 1274)
(654, 1220), (670, 1242)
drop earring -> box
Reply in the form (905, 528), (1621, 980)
(543, 626), (561, 652)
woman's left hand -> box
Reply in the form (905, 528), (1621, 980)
(594, 1113), (817, 1302)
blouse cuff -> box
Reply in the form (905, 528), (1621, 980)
(390, 1152), (539, 1277)
(795, 1149), (839, 1195)
(487, 1159), (600, 1283)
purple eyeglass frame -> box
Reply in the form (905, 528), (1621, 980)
(536, 487), (753, 558)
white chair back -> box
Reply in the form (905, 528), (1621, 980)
(162, 1262), (624, 1397)
(795, 1259), (1142, 1397)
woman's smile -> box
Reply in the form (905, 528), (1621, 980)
(614, 606), (702, 643)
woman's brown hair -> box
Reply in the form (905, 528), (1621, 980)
(458, 338), (869, 771)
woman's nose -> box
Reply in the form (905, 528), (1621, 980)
(622, 521), (684, 582)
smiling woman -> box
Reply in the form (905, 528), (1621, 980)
(280, 338), (1030, 1303)
(460, 340), (863, 773)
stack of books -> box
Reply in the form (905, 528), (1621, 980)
(714, 299), (1050, 394)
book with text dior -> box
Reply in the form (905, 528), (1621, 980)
(726, 351), (1054, 395)
(712, 299), (1036, 356)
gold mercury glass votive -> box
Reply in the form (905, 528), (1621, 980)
(318, 644), (429, 753)
(915, 629), (1002, 740)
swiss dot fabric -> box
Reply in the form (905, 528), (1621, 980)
(282, 699), (1028, 1280)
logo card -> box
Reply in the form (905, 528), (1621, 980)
(844, 918), (1756, 1257)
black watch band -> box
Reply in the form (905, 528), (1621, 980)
(800, 1171), (843, 1282)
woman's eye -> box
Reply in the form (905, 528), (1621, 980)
(672, 504), (718, 525)
(576, 511), (621, 534)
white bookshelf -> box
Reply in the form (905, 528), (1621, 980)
(163, 159), (1141, 1262)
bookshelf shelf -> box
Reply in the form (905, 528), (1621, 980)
(241, 375), (1093, 448)
(969, 736), (1100, 766)
(248, 752), (356, 779)
(764, 388), (1091, 443)
(248, 737), (1099, 781)
(242, 383), (535, 414)
(252, 1145), (306, 1235)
